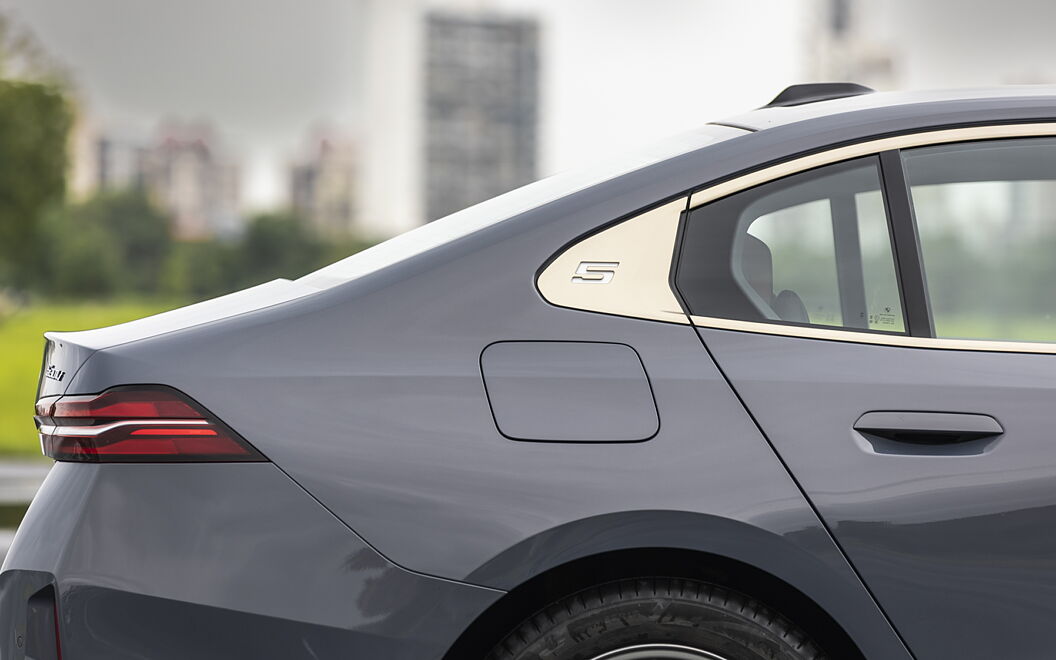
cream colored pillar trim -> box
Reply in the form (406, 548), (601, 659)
(536, 198), (690, 324)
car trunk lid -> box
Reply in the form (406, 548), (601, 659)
(36, 278), (319, 399)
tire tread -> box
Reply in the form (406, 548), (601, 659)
(488, 578), (827, 660)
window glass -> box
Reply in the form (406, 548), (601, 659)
(677, 157), (905, 332)
(858, 190), (905, 331)
(903, 138), (1056, 342)
(747, 199), (843, 326)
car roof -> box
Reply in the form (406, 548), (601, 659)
(716, 85), (1056, 132)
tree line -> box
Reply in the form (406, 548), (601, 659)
(0, 18), (370, 303)
(32, 191), (372, 300)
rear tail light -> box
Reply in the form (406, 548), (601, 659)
(34, 386), (266, 463)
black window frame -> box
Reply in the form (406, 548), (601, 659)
(877, 149), (934, 338)
(672, 153), (917, 337)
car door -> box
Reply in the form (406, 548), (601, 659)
(675, 127), (1056, 660)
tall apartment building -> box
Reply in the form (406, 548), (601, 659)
(358, 0), (540, 237)
(808, 0), (898, 89)
(423, 11), (538, 221)
(78, 121), (242, 240)
(290, 133), (357, 237)
(95, 136), (148, 191)
(809, 0), (1056, 89)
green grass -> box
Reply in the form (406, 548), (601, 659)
(0, 300), (181, 457)
(935, 317), (1056, 343)
(0, 503), (28, 527)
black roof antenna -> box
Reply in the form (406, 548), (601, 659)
(765, 82), (875, 108)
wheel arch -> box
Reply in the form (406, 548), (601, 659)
(447, 511), (875, 660)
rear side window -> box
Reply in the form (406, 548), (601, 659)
(676, 157), (905, 333)
(903, 138), (1056, 342)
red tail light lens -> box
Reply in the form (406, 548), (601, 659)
(34, 386), (266, 463)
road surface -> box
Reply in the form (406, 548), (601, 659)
(0, 461), (50, 504)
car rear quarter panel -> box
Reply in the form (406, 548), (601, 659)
(1, 463), (501, 659)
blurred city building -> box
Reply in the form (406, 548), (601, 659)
(146, 122), (241, 240)
(94, 135), (148, 191)
(808, 0), (898, 89)
(51, 0), (1056, 244)
(73, 120), (242, 240)
(424, 11), (538, 221)
(359, 0), (539, 237)
(809, 0), (1056, 89)
(289, 130), (358, 237)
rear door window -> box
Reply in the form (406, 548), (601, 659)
(676, 156), (905, 333)
(903, 137), (1056, 342)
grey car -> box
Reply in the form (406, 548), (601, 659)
(5, 83), (1056, 660)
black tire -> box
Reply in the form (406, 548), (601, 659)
(487, 578), (827, 660)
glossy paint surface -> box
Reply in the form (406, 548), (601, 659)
(480, 341), (658, 442)
(700, 328), (1056, 660)
(1, 463), (501, 659)
(59, 276), (915, 657)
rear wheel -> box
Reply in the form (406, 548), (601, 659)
(487, 578), (827, 660)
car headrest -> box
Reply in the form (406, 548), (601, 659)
(741, 234), (774, 304)
(774, 289), (810, 323)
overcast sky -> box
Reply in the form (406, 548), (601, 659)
(0, 0), (369, 208)
(0, 0), (808, 209)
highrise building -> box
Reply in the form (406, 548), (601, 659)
(808, 0), (898, 89)
(809, 0), (1056, 90)
(74, 120), (243, 240)
(290, 132), (357, 236)
(144, 122), (241, 240)
(358, 0), (540, 237)
(95, 136), (148, 192)
(423, 11), (538, 221)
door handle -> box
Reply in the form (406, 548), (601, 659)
(854, 411), (1003, 454)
